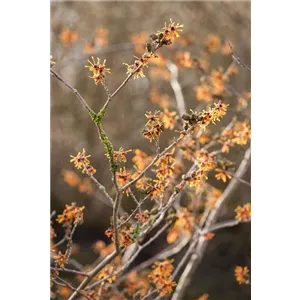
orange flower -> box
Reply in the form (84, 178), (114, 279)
(175, 51), (194, 68)
(159, 19), (183, 43)
(160, 280), (177, 296)
(70, 148), (91, 170)
(53, 251), (68, 268)
(160, 109), (177, 130)
(235, 203), (251, 222)
(222, 41), (232, 55)
(203, 232), (215, 240)
(59, 28), (78, 46)
(232, 121), (251, 145)
(83, 42), (95, 54)
(199, 293), (209, 300)
(199, 130), (211, 145)
(116, 168), (132, 193)
(235, 266), (250, 284)
(195, 82), (212, 102)
(132, 149), (148, 170)
(150, 89), (170, 109)
(62, 169), (81, 187)
(113, 147), (132, 163)
(95, 27), (109, 47)
(205, 34), (221, 53)
(78, 178), (94, 195)
(131, 32), (147, 54)
(56, 202), (85, 226)
(166, 228), (179, 244)
(215, 168), (232, 183)
(58, 286), (71, 297)
(125, 271), (149, 296)
(206, 188), (222, 208)
(210, 68), (225, 95)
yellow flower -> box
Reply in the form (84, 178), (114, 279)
(215, 168), (232, 183)
(70, 148), (91, 170)
(59, 28), (78, 46)
(160, 109), (177, 129)
(113, 148), (132, 163)
(85, 56), (110, 85)
(161, 19), (183, 41)
(235, 266), (250, 284)
(205, 34), (221, 53)
(235, 203), (251, 222)
(50, 55), (55, 67)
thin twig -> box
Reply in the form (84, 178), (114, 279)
(167, 61), (187, 121)
(229, 42), (251, 72)
(171, 147), (251, 300)
(50, 69), (93, 113)
(54, 274), (93, 300)
(68, 250), (118, 300)
(51, 267), (90, 277)
(86, 222), (171, 290)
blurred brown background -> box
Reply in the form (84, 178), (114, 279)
(51, 1), (250, 299)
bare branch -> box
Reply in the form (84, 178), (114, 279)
(167, 61), (187, 118)
(50, 69), (93, 113)
(171, 147), (251, 300)
(229, 42), (251, 72)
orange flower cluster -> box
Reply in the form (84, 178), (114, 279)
(59, 28), (78, 46)
(175, 51), (194, 68)
(198, 293), (209, 300)
(131, 32), (147, 54)
(105, 224), (134, 248)
(235, 203), (251, 222)
(203, 232), (215, 240)
(93, 240), (115, 257)
(155, 150), (175, 180)
(205, 187), (222, 208)
(53, 251), (68, 268)
(217, 120), (251, 153)
(158, 19), (184, 45)
(149, 259), (177, 296)
(116, 167), (132, 195)
(215, 168), (232, 183)
(132, 149), (152, 171)
(232, 121), (251, 145)
(167, 208), (195, 244)
(70, 148), (96, 175)
(97, 264), (117, 283)
(112, 147), (132, 163)
(56, 202), (85, 226)
(135, 210), (150, 223)
(160, 109), (177, 130)
(85, 56), (110, 85)
(83, 28), (109, 54)
(205, 34), (221, 53)
(143, 111), (164, 142)
(150, 88), (170, 109)
(62, 169), (94, 195)
(235, 266), (250, 284)
(124, 52), (155, 79)
(125, 271), (149, 297)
